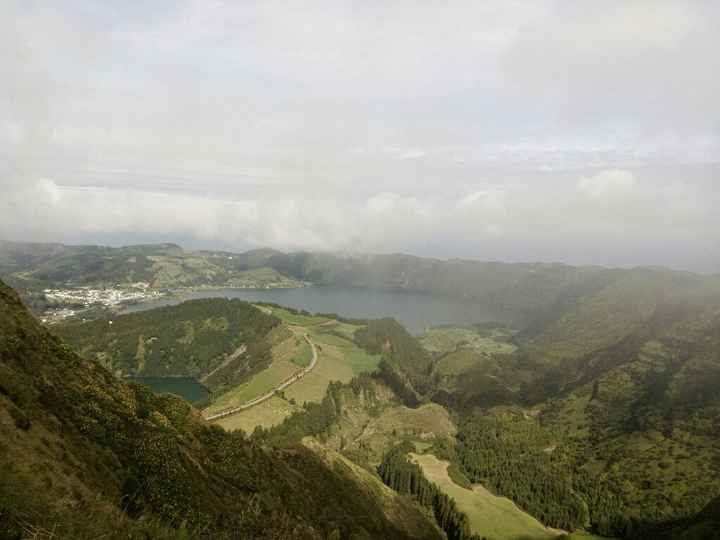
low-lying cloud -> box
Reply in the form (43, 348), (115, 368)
(3, 169), (718, 272)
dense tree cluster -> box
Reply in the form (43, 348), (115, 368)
(455, 414), (590, 531)
(354, 318), (437, 399)
(56, 298), (278, 393)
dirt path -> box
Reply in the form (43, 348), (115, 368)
(204, 334), (317, 422)
(199, 344), (246, 384)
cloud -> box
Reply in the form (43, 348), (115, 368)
(2, 170), (718, 271)
(504, 1), (720, 130)
(578, 170), (637, 199)
(1, 2), (719, 272)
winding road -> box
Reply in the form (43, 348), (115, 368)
(204, 334), (318, 422)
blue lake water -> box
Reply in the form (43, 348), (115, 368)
(120, 286), (506, 335)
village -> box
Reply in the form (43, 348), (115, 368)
(41, 283), (163, 323)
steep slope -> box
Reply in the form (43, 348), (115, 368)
(55, 298), (280, 394)
(342, 288), (720, 537)
(354, 318), (437, 403)
(538, 290), (720, 528)
(449, 289), (720, 537)
(641, 496), (720, 540)
(0, 240), (67, 275)
(0, 279), (441, 539)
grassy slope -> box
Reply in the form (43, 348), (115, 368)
(444, 288), (720, 535)
(524, 269), (698, 362)
(420, 326), (517, 356)
(537, 305), (720, 525)
(305, 438), (445, 540)
(206, 307), (380, 426)
(0, 279), (441, 539)
(411, 453), (561, 540)
(215, 395), (302, 433)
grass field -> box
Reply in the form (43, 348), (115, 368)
(420, 326), (517, 355)
(436, 349), (487, 376)
(268, 307), (328, 327)
(210, 307), (380, 426)
(410, 453), (563, 540)
(215, 396), (299, 433)
(291, 340), (313, 367)
(203, 359), (298, 415)
(308, 328), (380, 375)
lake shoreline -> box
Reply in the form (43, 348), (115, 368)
(116, 285), (511, 335)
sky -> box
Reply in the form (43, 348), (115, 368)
(1, 0), (719, 272)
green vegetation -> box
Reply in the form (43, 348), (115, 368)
(378, 442), (479, 540)
(7, 241), (720, 539)
(208, 305), (380, 415)
(291, 339), (313, 367)
(411, 452), (562, 540)
(455, 412), (593, 531)
(253, 378), (374, 447)
(635, 495), (720, 539)
(431, 287), (720, 537)
(0, 241), (305, 291)
(129, 376), (209, 404)
(202, 359), (297, 415)
(437, 349), (485, 376)
(236, 274), (720, 539)
(355, 318), (437, 404)
(55, 298), (279, 395)
(420, 324), (517, 356)
(0, 279), (440, 539)
(250, 372), (456, 471)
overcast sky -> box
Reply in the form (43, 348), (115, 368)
(1, 1), (719, 272)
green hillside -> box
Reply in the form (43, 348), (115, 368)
(400, 284), (720, 537)
(0, 279), (442, 539)
(263, 251), (626, 325)
(55, 298), (280, 394)
(354, 318), (437, 402)
(0, 241), (301, 293)
(5, 242), (720, 539)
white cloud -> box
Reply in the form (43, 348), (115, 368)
(2, 170), (717, 271)
(1, 2), (720, 272)
(578, 170), (637, 199)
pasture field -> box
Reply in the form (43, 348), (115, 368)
(410, 453), (562, 540)
(420, 325), (517, 355)
(209, 306), (380, 424)
(436, 349), (487, 376)
(215, 396), (300, 433)
(291, 340), (313, 367)
(268, 307), (329, 327)
(203, 359), (298, 415)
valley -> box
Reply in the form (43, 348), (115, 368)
(2, 242), (720, 540)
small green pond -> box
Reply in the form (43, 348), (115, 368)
(129, 376), (209, 404)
